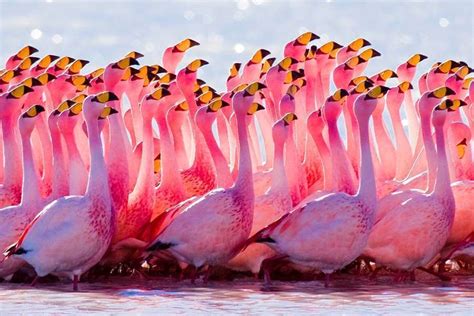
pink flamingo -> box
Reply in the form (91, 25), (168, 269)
(283, 32), (319, 62)
(372, 87), (455, 224)
(336, 38), (371, 64)
(5, 46), (38, 70)
(147, 83), (265, 274)
(0, 105), (46, 280)
(0, 85), (35, 207)
(195, 99), (233, 188)
(386, 82), (415, 180)
(446, 122), (474, 245)
(226, 63), (242, 91)
(323, 89), (357, 194)
(177, 59), (217, 196)
(240, 49), (271, 84)
(152, 86), (188, 219)
(227, 113), (296, 274)
(316, 41), (343, 103)
(57, 102), (88, 195)
(365, 101), (455, 275)
(107, 88), (172, 263)
(46, 56), (75, 77)
(426, 60), (458, 90)
(5, 92), (119, 291)
(162, 38), (199, 74)
(251, 86), (388, 286)
(47, 104), (70, 200)
(30, 54), (59, 77)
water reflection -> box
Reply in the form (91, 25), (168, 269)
(1, 275), (473, 314)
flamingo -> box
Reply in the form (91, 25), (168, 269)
(227, 113), (296, 274)
(0, 105), (46, 280)
(162, 38), (200, 74)
(195, 99), (234, 188)
(365, 100), (455, 276)
(336, 38), (371, 64)
(371, 87), (455, 224)
(147, 82), (266, 275)
(4, 92), (119, 291)
(251, 86), (389, 286)
(5, 46), (38, 70)
(0, 85), (35, 207)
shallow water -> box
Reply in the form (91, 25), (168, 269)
(1, 274), (473, 315)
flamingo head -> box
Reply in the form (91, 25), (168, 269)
(104, 57), (139, 90)
(386, 81), (413, 109)
(0, 84), (34, 117)
(5, 45), (38, 70)
(397, 53), (427, 82)
(323, 89), (349, 122)
(273, 112), (298, 143)
(307, 109), (325, 135)
(84, 91), (119, 122)
(232, 82), (266, 117)
(142, 87), (171, 118)
(355, 85), (389, 121)
(19, 104), (45, 135)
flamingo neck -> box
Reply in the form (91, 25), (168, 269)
(420, 110), (437, 191)
(63, 127), (82, 162)
(50, 125), (69, 199)
(327, 118), (355, 193)
(309, 127), (333, 190)
(356, 115), (376, 209)
(433, 123), (453, 201)
(388, 102), (412, 178)
(107, 114), (129, 180)
(156, 110), (184, 191)
(270, 138), (289, 194)
(85, 118), (110, 200)
(36, 116), (53, 190)
(20, 131), (41, 204)
(131, 114), (153, 199)
(2, 115), (22, 188)
(200, 122), (233, 188)
(234, 114), (253, 192)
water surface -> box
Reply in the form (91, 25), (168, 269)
(1, 274), (473, 314)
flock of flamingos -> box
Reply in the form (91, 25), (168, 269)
(0, 33), (473, 291)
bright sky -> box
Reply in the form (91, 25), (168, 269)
(1, 0), (473, 91)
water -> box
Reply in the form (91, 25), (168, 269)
(1, 274), (473, 314)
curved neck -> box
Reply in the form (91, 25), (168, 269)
(234, 113), (253, 191)
(156, 108), (184, 190)
(20, 131), (41, 204)
(50, 125), (69, 199)
(270, 138), (289, 193)
(433, 123), (452, 198)
(388, 104), (412, 158)
(356, 115), (376, 208)
(63, 128), (82, 161)
(2, 115), (22, 188)
(200, 122), (233, 188)
(36, 116), (53, 185)
(420, 111), (437, 191)
(132, 114), (153, 197)
(309, 127), (333, 190)
(85, 118), (109, 199)
(327, 118), (355, 193)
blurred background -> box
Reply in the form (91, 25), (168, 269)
(0, 0), (473, 91)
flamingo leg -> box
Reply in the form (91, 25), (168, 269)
(261, 254), (288, 286)
(30, 276), (39, 287)
(324, 273), (331, 288)
(417, 266), (451, 282)
(73, 274), (79, 292)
